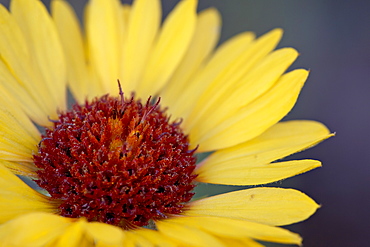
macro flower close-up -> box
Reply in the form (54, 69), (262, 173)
(0, 0), (332, 246)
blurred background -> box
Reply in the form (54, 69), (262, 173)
(0, 0), (368, 246)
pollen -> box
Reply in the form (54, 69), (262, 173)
(33, 93), (197, 229)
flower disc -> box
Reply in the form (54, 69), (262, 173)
(33, 94), (197, 228)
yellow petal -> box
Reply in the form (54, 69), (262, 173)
(185, 28), (283, 131)
(161, 7), (221, 109)
(86, 0), (125, 94)
(0, 59), (41, 121)
(197, 159), (321, 186)
(46, 218), (93, 247)
(193, 69), (309, 152)
(156, 217), (225, 247)
(0, 5), (59, 125)
(195, 120), (332, 185)
(0, 212), (71, 246)
(0, 162), (58, 223)
(0, 160), (37, 177)
(85, 221), (125, 246)
(190, 47), (299, 138)
(11, 0), (66, 117)
(0, 88), (39, 174)
(121, 4), (131, 25)
(136, 0), (197, 98)
(123, 231), (154, 247)
(0, 100), (40, 163)
(217, 237), (265, 247)
(121, 0), (161, 93)
(185, 187), (319, 226)
(133, 228), (178, 247)
(205, 120), (331, 163)
(169, 31), (255, 121)
(170, 216), (302, 245)
(51, 0), (91, 103)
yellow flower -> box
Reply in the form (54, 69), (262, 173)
(0, 0), (332, 246)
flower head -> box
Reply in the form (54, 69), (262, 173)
(0, 0), (332, 246)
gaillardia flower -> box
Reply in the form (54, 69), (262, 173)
(0, 0), (331, 246)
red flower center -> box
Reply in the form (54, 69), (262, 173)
(33, 92), (197, 229)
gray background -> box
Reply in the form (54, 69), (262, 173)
(0, 0), (369, 246)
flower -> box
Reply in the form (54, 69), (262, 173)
(0, 0), (332, 246)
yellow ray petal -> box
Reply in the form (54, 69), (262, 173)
(0, 59), (43, 122)
(133, 228), (178, 247)
(136, 0), (197, 98)
(0, 90), (40, 141)
(0, 162), (58, 223)
(10, 0), (66, 116)
(86, 0), (125, 94)
(0, 98), (40, 163)
(171, 216), (301, 245)
(217, 237), (265, 247)
(185, 187), (319, 226)
(51, 0), (91, 103)
(190, 47), (299, 137)
(0, 212), (71, 246)
(161, 7), (221, 109)
(156, 218), (225, 247)
(0, 160), (37, 177)
(193, 69), (309, 152)
(121, 0), (161, 94)
(185, 28), (283, 131)
(197, 159), (321, 186)
(124, 231), (154, 247)
(0, 130), (36, 168)
(195, 120), (332, 185)
(121, 4), (131, 25)
(85, 221), (126, 246)
(205, 120), (331, 162)
(168, 31), (255, 121)
(0, 84), (40, 154)
(45, 218), (93, 247)
(0, 5), (59, 125)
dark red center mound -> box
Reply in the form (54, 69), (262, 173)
(33, 94), (197, 229)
